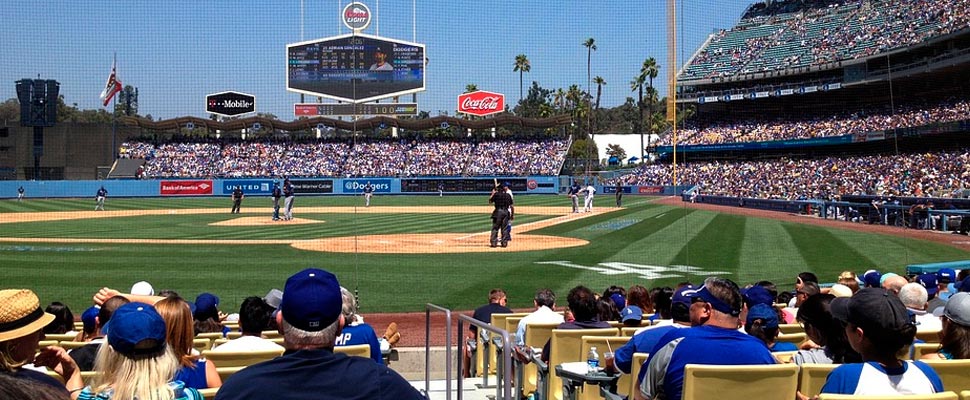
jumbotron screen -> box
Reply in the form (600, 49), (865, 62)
(286, 34), (425, 103)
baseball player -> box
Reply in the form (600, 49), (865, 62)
(17, 186), (24, 202)
(271, 182), (282, 221)
(364, 182), (374, 207)
(230, 186), (244, 214)
(583, 183), (596, 212)
(95, 186), (108, 211)
(282, 178), (295, 221)
(488, 184), (514, 248)
(568, 181), (581, 213)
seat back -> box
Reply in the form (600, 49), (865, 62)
(193, 338), (212, 352)
(916, 330), (941, 343)
(45, 333), (78, 342)
(216, 366), (246, 381)
(923, 359), (970, 393)
(197, 388), (219, 399)
(201, 349), (283, 367)
(776, 332), (807, 346)
(59, 341), (91, 350)
(549, 328), (618, 400)
(682, 363), (799, 400)
(522, 322), (562, 397)
(620, 327), (643, 337)
(818, 392), (959, 400)
(487, 313), (527, 375)
(778, 324), (804, 335)
(196, 332), (224, 340)
(630, 352), (649, 398)
(960, 390), (970, 400)
(579, 336), (631, 400)
(335, 344), (371, 358)
(797, 363), (838, 399)
(773, 351), (797, 364)
(912, 343), (941, 360)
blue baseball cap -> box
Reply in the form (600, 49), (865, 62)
(918, 273), (939, 296)
(863, 270), (882, 288)
(107, 302), (166, 357)
(280, 268), (343, 332)
(81, 306), (99, 332)
(620, 305), (643, 323)
(742, 285), (774, 307)
(937, 268), (957, 284)
(671, 284), (697, 306)
(194, 293), (219, 318)
(957, 278), (970, 293)
(746, 303), (779, 329)
(691, 284), (741, 317)
(609, 293), (626, 309)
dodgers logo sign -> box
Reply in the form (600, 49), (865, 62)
(343, 179), (391, 194)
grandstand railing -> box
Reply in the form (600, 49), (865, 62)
(426, 303), (454, 400)
(457, 314), (513, 400)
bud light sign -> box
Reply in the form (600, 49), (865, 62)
(343, 179), (391, 194)
(206, 91), (256, 117)
(457, 90), (505, 117)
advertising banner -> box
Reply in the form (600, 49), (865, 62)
(292, 180), (334, 194)
(343, 179), (392, 194)
(160, 180), (213, 196)
(222, 179), (275, 195)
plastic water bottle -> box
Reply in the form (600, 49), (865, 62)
(587, 346), (600, 371)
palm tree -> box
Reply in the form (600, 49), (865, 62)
(582, 38), (597, 175)
(632, 57), (659, 164)
(592, 76), (605, 139)
(553, 88), (567, 112)
(464, 84), (478, 93)
(513, 54), (531, 103)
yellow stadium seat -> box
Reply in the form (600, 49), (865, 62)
(548, 328), (618, 400)
(682, 363), (799, 400)
(774, 351), (797, 364)
(912, 343), (941, 360)
(922, 359), (970, 393)
(193, 338), (212, 352)
(196, 332), (224, 340)
(45, 333), (79, 342)
(960, 390), (970, 400)
(334, 344), (371, 358)
(630, 352), (649, 398)
(59, 341), (91, 350)
(487, 313), (529, 376)
(797, 363), (838, 399)
(579, 335), (631, 400)
(818, 392), (958, 400)
(197, 388), (219, 398)
(916, 330), (941, 343)
(201, 349), (283, 367)
(521, 322), (561, 398)
(778, 323), (804, 335)
(216, 366), (246, 381)
(776, 332), (807, 346)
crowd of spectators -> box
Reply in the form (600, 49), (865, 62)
(612, 149), (970, 200)
(681, 0), (970, 80)
(659, 98), (970, 146)
(120, 137), (568, 178)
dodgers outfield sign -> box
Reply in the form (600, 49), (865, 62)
(534, 261), (731, 280)
(343, 179), (391, 194)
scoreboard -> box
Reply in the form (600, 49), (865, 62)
(287, 33), (426, 103)
(401, 178), (529, 193)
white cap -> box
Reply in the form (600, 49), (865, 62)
(130, 281), (155, 296)
(829, 284), (853, 298)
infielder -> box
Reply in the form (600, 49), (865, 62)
(567, 181), (581, 213)
(95, 186), (108, 211)
(583, 183), (596, 212)
(17, 186), (24, 202)
(271, 182), (282, 221)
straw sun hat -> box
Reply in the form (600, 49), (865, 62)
(0, 289), (55, 342)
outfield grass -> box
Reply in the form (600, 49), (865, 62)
(1, 195), (967, 314)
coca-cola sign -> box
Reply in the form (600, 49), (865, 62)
(342, 2), (371, 31)
(457, 90), (505, 117)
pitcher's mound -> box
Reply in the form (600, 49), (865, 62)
(290, 233), (588, 253)
(210, 217), (324, 226)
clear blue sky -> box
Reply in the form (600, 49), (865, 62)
(0, 1), (750, 121)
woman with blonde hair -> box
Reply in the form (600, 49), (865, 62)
(154, 297), (221, 390)
(80, 302), (201, 400)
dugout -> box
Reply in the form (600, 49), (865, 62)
(905, 260), (970, 276)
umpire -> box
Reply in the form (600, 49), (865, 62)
(489, 182), (514, 248)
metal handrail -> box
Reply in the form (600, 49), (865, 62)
(457, 314), (514, 400)
(426, 303), (453, 400)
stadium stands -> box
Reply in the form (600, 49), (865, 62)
(120, 137), (569, 178)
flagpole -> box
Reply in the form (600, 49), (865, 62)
(111, 52), (118, 162)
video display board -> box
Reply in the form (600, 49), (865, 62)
(287, 33), (425, 103)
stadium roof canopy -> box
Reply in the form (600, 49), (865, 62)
(120, 114), (572, 132)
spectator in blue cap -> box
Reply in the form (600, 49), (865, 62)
(863, 269), (882, 288)
(78, 302), (203, 400)
(745, 303), (797, 352)
(608, 284), (695, 377)
(216, 268), (424, 400)
(193, 293), (225, 336)
(921, 292), (970, 360)
(75, 306), (100, 342)
(937, 268), (957, 301)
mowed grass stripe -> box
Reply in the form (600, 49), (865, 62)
(738, 217), (811, 285)
(635, 206), (716, 268)
(783, 223), (874, 275)
(670, 213), (746, 276)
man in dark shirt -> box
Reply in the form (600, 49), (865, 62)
(541, 285), (612, 362)
(216, 268), (424, 400)
(271, 182), (282, 221)
(568, 182), (581, 213)
(489, 184), (514, 248)
(464, 289), (512, 377)
(231, 186), (244, 214)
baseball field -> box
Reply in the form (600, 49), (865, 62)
(2, 194), (968, 315)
